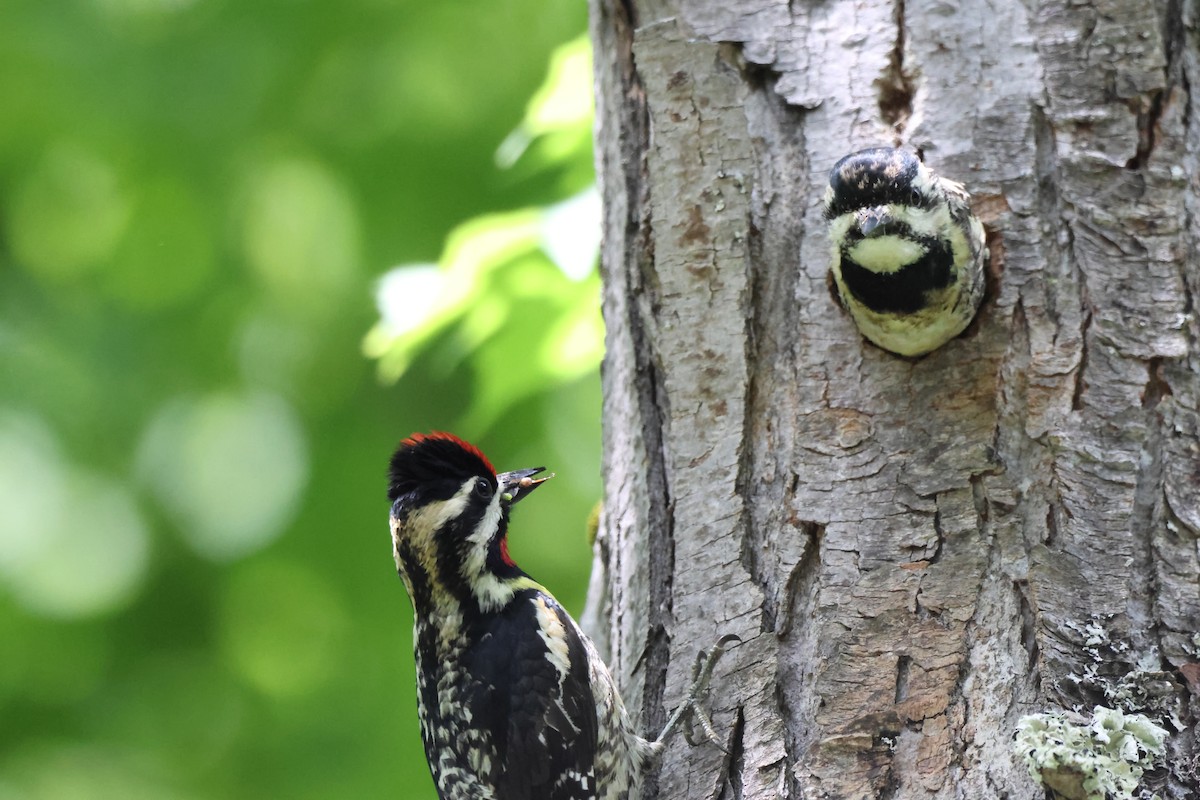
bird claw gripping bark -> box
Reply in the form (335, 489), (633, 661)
(656, 634), (741, 753)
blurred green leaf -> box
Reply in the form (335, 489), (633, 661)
(367, 35), (600, 433)
(0, 3), (596, 798)
(8, 143), (131, 282)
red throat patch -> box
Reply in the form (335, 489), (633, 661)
(499, 536), (516, 568)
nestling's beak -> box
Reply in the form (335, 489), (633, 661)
(498, 467), (553, 505)
(857, 207), (890, 237)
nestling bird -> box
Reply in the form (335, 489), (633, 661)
(387, 432), (733, 800)
(824, 147), (987, 356)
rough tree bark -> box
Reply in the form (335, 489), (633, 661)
(584, 0), (1200, 798)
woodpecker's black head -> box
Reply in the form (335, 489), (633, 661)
(388, 432), (551, 614)
(388, 432), (497, 506)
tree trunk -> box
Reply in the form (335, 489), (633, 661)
(586, 0), (1200, 798)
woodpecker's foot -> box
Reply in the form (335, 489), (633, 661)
(655, 634), (741, 751)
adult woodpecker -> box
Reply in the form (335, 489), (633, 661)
(387, 432), (732, 800)
(824, 147), (987, 356)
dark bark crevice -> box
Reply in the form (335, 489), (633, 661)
(594, 3), (673, 795)
(777, 520), (822, 640)
(714, 708), (746, 800)
(1069, 309), (1091, 413)
(878, 0), (916, 137)
(1129, 378), (1167, 662)
(1142, 357), (1173, 409)
(620, 55), (674, 800)
(1016, 580), (1042, 679)
(1126, 88), (1166, 170)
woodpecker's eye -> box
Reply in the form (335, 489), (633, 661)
(473, 477), (493, 499)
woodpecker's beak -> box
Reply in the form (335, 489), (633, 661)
(498, 467), (553, 505)
(857, 207), (890, 237)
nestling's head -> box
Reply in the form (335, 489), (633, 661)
(823, 147), (951, 277)
(387, 432), (550, 614)
(824, 148), (930, 215)
(821, 146), (986, 356)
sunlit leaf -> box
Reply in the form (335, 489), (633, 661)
(497, 35), (593, 167)
(366, 33), (600, 428)
(365, 208), (543, 381)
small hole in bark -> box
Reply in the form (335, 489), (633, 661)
(894, 654), (912, 703)
(1125, 90), (1165, 170)
(1141, 357), (1172, 409)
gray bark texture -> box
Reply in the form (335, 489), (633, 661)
(585, 0), (1200, 798)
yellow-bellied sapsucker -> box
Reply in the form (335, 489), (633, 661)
(387, 432), (731, 800)
(824, 147), (987, 356)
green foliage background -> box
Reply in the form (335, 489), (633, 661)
(0, 2), (598, 797)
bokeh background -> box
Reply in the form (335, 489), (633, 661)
(0, 2), (599, 797)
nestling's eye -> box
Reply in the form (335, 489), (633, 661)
(473, 477), (493, 499)
(909, 187), (922, 205)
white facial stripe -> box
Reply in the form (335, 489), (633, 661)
(391, 487), (471, 575)
(457, 480), (516, 612)
(390, 485), (477, 644)
(460, 478), (500, 575)
(467, 480), (502, 546)
(412, 483), (472, 539)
